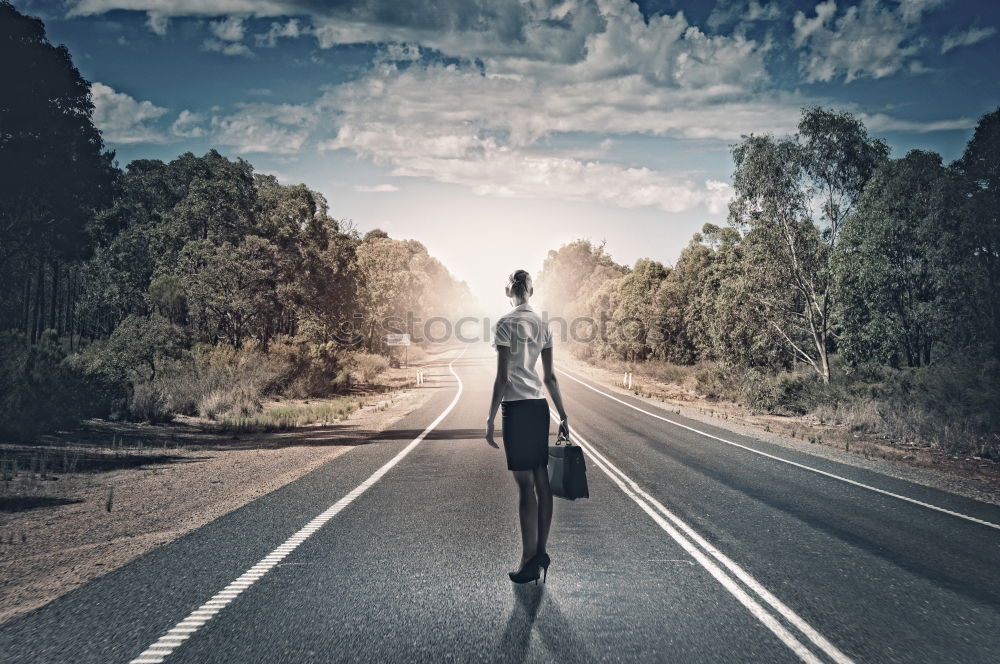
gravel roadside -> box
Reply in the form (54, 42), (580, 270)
(0, 376), (440, 624)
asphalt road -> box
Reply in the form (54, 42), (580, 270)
(2, 343), (999, 663)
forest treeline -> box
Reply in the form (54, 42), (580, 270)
(0, 2), (474, 439)
(537, 107), (1000, 458)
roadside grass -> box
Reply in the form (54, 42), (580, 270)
(208, 358), (422, 434)
(568, 348), (1000, 477)
(214, 397), (362, 433)
(0, 435), (185, 514)
(570, 348), (697, 389)
(0, 350), (430, 514)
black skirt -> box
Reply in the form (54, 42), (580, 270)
(500, 398), (550, 471)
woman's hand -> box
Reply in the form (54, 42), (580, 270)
(484, 418), (499, 448)
(558, 417), (569, 441)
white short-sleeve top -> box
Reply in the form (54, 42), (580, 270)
(492, 303), (553, 402)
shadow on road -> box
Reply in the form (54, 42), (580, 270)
(498, 584), (591, 663)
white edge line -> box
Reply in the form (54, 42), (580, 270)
(128, 346), (468, 664)
(557, 367), (1000, 532)
(550, 410), (852, 664)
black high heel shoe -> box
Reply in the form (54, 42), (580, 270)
(536, 552), (551, 583)
(508, 557), (541, 584)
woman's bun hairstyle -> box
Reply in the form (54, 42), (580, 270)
(508, 269), (532, 299)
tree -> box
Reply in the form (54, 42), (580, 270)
(0, 1), (117, 339)
(354, 236), (428, 350)
(651, 223), (782, 368)
(729, 107), (888, 382)
(612, 259), (668, 361)
(291, 219), (361, 343)
(177, 237), (280, 348)
(836, 151), (970, 368)
(92, 313), (186, 384)
(535, 239), (627, 319)
(954, 107), (1000, 359)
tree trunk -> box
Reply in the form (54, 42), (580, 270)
(50, 261), (59, 334)
(32, 257), (44, 343)
(819, 345), (830, 383)
(22, 274), (31, 336)
(68, 266), (77, 351)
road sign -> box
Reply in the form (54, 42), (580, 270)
(386, 333), (411, 346)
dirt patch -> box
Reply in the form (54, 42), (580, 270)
(563, 356), (1000, 506)
(0, 353), (453, 624)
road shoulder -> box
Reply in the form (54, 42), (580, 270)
(561, 356), (1000, 507)
(0, 376), (440, 624)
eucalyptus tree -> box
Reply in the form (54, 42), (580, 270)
(354, 234), (430, 350)
(176, 236), (281, 349)
(535, 239), (627, 319)
(954, 108), (1000, 359)
(836, 150), (969, 368)
(729, 108), (888, 382)
(610, 258), (669, 362)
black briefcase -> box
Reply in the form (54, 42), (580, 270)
(548, 436), (589, 500)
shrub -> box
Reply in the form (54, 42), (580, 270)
(350, 352), (390, 384)
(740, 369), (823, 415)
(640, 360), (693, 385)
(160, 342), (281, 418)
(879, 356), (1000, 457)
(83, 313), (186, 385)
(0, 330), (116, 440)
(130, 381), (173, 423)
(197, 384), (262, 421)
(691, 362), (738, 400)
(269, 339), (351, 398)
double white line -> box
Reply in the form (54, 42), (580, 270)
(551, 412), (853, 664)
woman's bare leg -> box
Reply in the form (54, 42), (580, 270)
(512, 470), (538, 566)
(533, 465), (552, 555)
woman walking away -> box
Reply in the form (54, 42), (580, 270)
(485, 269), (569, 585)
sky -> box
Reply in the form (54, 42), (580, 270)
(15, 0), (1000, 314)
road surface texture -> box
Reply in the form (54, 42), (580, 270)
(2, 344), (999, 663)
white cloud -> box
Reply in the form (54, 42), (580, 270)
(256, 19), (301, 47)
(316, 60), (798, 148)
(71, 0), (969, 215)
(209, 103), (312, 153)
(792, 0), (944, 82)
(171, 109), (206, 137)
(91, 82), (168, 144)
(209, 15), (246, 41)
(202, 15), (252, 55)
(744, 1), (782, 22)
(145, 11), (168, 35)
(355, 183), (400, 193)
(179, 1), (779, 213)
(292, 2), (783, 214)
(861, 113), (975, 133)
(323, 122), (732, 214)
(708, 0), (782, 31)
(941, 26), (997, 54)
(67, 0), (600, 63)
(203, 38), (253, 56)
(372, 42), (422, 65)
